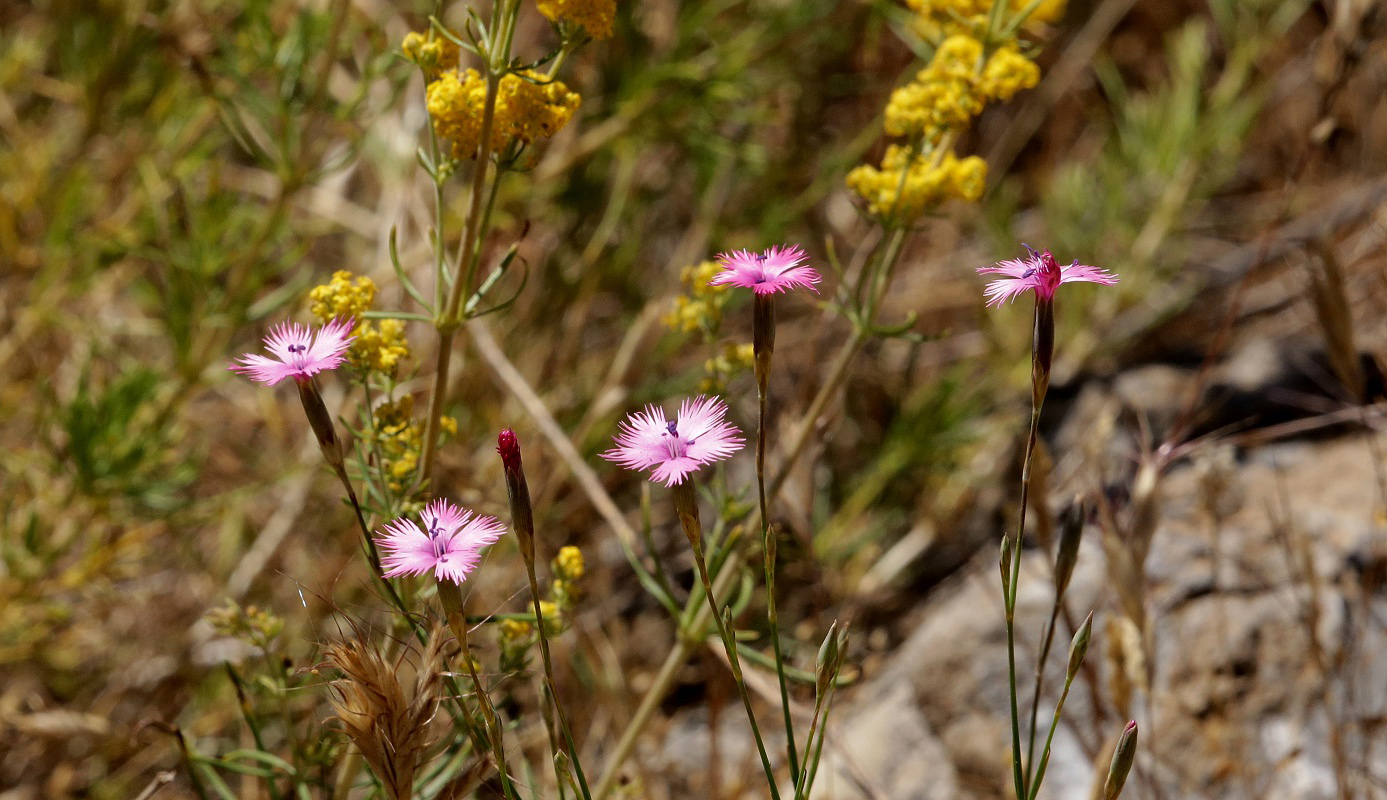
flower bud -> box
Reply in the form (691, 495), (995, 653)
(1054, 497), (1086, 600)
(498, 428), (535, 565)
(816, 621), (840, 697)
(1067, 611), (1093, 680)
(1103, 720), (1138, 800)
(295, 378), (344, 472)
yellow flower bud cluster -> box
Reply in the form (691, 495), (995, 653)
(371, 395), (458, 492)
(427, 68), (581, 160)
(206, 601), (284, 645)
(308, 271), (412, 375)
(548, 545), (585, 615)
(401, 31), (460, 79)
(536, 0), (616, 40)
(498, 617), (535, 672)
(883, 35), (1038, 143)
(846, 145), (988, 218)
(700, 342), (755, 393)
(664, 260), (730, 334)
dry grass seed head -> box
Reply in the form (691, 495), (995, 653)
(325, 625), (451, 800)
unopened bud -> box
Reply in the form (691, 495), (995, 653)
(1000, 536), (1013, 599)
(816, 621), (840, 696)
(1067, 611), (1093, 680)
(498, 428), (535, 565)
(1054, 498), (1086, 599)
(1103, 720), (1139, 800)
(295, 378), (344, 472)
(497, 427), (522, 474)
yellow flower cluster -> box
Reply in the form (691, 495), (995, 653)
(308, 271), (412, 374)
(427, 68), (581, 160)
(846, 145), (987, 218)
(498, 618), (535, 672)
(664, 260), (730, 333)
(884, 35), (1038, 142)
(536, 0), (616, 40)
(549, 545), (585, 611)
(371, 395), (457, 492)
(701, 342), (755, 393)
(849, 0), (1047, 222)
(401, 31), (460, 79)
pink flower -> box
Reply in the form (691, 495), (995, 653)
(375, 499), (507, 584)
(602, 395), (745, 487)
(711, 244), (819, 295)
(977, 245), (1117, 307)
(229, 318), (355, 385)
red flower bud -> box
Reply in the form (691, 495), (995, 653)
(497, 428), (522, 474)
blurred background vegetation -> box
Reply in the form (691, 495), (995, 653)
(2, 0), (1385, 797)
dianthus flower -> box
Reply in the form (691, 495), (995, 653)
(602, 395), (744, 487)
(375, 499), (506, 584)
(977, 245), (1118, 307)
(711, 244), (820, 295)
(536, 0), (616, 40)
(229, 319), (354, 386)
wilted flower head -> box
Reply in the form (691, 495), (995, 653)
(375, 499), (506, 584)
(602, 395), (744, 487)
(229, 319), (355, 386)
(711, 245), (820, 295)
(977, 245), (1117, 307)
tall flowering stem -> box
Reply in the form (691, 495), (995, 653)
(497, 430), (592, 799)
(715, 243), (820, 777)
(600, 398), (784, 795)
(670, 479), (781, 800)
(437, 579), (519, 800)
(374, 500), (518, 800)
(977, 245), (1116, 799)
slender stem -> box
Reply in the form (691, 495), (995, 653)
(1008, 354), (1046, 799)
(524, 563), (593, 799)
(1026, 673), (1076, 800)
(1024, 602), (1062, 791)
(419, 1), (511, 486)
(672, 480), (782, 800)
(754, 294), (799, 778)
(441, 584), (520, 800)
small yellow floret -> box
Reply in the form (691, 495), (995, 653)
(553, 545), (585, 582)
(535, 0), (616, 40)
(978, 46), (1040, 101)
(402, 31), (460, 79)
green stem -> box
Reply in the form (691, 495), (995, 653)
(1024, 602), (1062, 792)
(1026, 673), (1076, 800)
(673, 480), (782, 800)
(525, 564), (593, 799)
(440, 581), (521, 800)
(419, 0), (514, 486)
(754, 294), (799, 778)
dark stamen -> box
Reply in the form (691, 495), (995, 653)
(665, 420), (678, 436)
